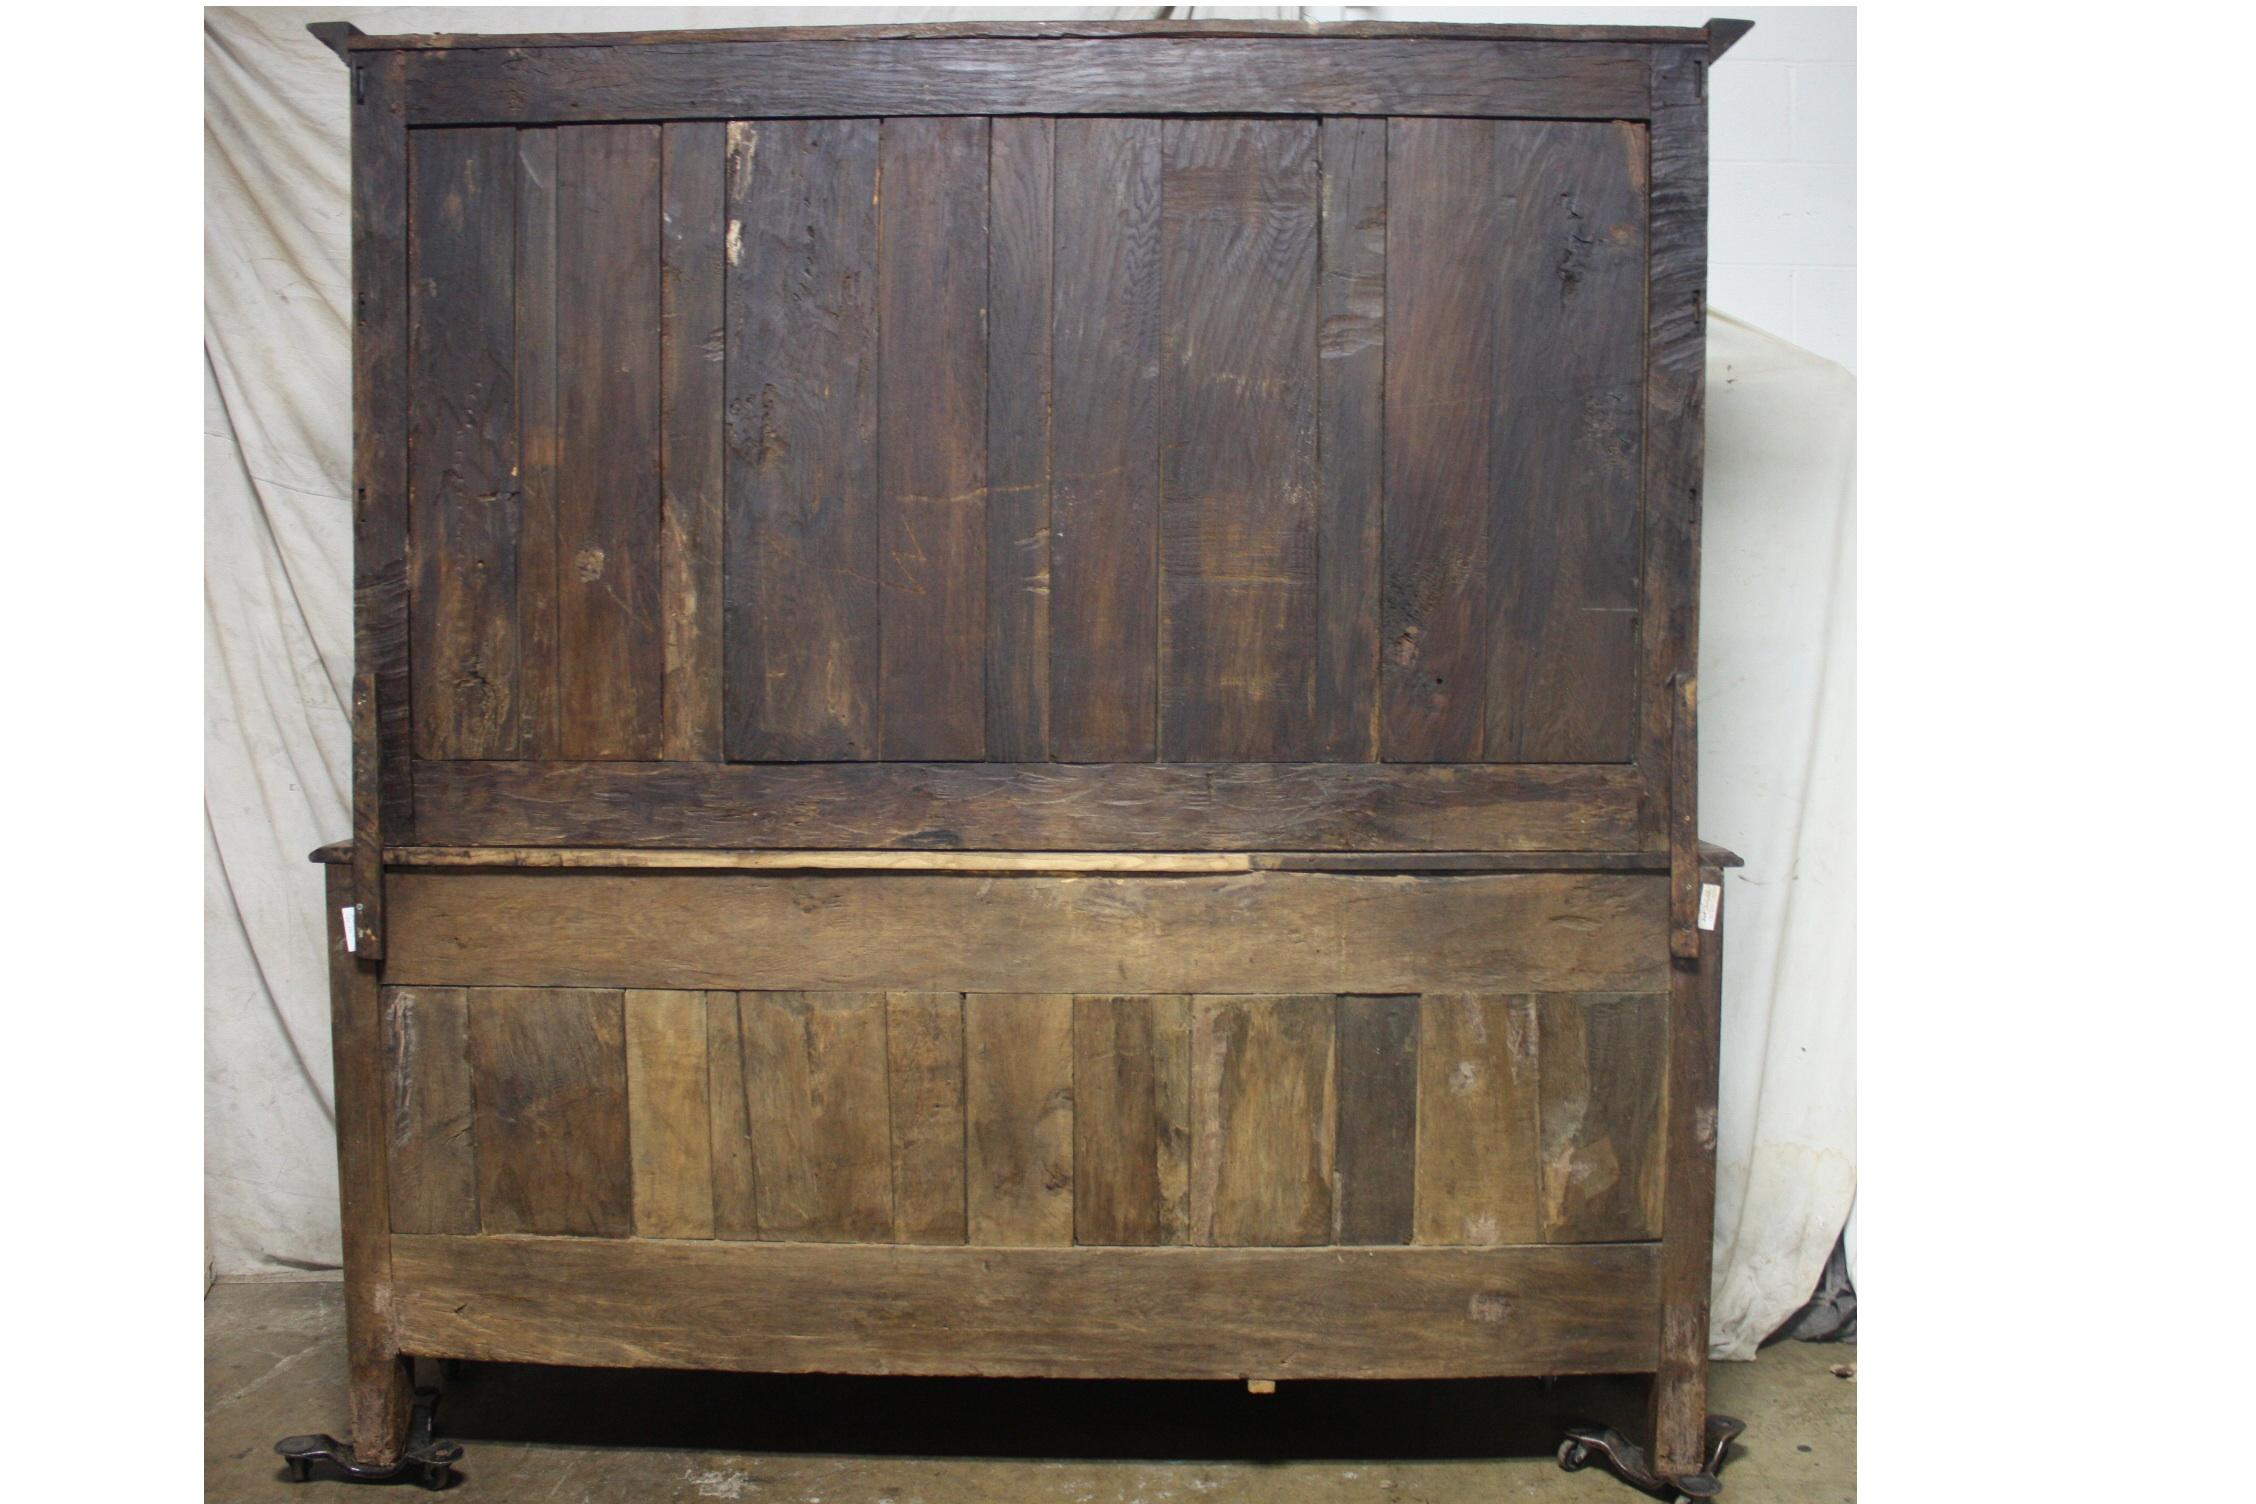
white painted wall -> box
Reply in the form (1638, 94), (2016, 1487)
(1336, 5), (1858, 370)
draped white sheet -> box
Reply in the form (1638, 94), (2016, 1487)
(203, 7), (1856, 1359)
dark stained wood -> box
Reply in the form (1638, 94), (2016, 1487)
(887, 992), (968, 1245)
(704, 988), (760, 1240)
(966, 994), (1075, 1246)
(623, 989), (715, 1238)
(1653, 865), (1727, 1476)
(402, 39), (1656, 126)
(1671, 673), (1703, 959)
(466, 987), (634, 1237)
(722, 119), (880, 760)
(1072, 994), (1191, 1246)
(1314, 116), (1387, 762)
(408, 127), (519, 760)
(878, 117), (990, 760)
(388, 870), (1670, 997)
(1416, 994), (1541, 1246)
(1190, 995), (1335, 1246)
(381, 986), (478, 1235)
(350, 843), (1740, 873)
(983, 116), (1055, 761)
(1333, 994), (1419, 1245)
(1486, 121), (1646, 764)
(395, 1235), (1664, 1379)
(555, 124), (664, 760)
(357, 20), (1709, 48)
(351, 49), (411, 959)
(1159, 119), (1322, 762)
(511, 127), (562, 761)
(324, 866), (413, 1462)
(660, 121), (728, 762)
(737, 991), (894, 1242)
(413, 759), (1645, 852)
(1538, 993), (1666, 1242)
(1381, 119), (1494, 762)
(1049, 118), (1161, 762)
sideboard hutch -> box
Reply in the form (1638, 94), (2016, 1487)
(285, 16), (1752, 1499)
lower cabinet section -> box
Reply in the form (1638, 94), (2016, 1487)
(383, 986), (1665, 1248)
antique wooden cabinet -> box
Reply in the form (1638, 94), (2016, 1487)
(292, 15), (1751, 1499)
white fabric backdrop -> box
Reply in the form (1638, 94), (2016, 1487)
(203, 7), (1856, 1358)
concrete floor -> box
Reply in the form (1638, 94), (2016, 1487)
(207, 1280), (1853, 1502)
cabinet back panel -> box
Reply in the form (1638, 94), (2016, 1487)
(405, 116), (1651, 775)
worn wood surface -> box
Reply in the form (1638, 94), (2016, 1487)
(983, 116), (1054, 761)
(380, 986), (477, 1234)
(887, 992), (968, 1245)
(703, 989), (760, 1240)
(1333, 994), (1419, 1245)
(511, 127), (562, 761)
(736, 991), (894, 1242)
(466, 987), (634, 1236)
(624, 990), (715, 1238)
(414, 760), (1644, 851)
(1416, 994), (1541, 1246)
(1191, 995), (1335, 1246)
(355, 20), (1709, 48)
(394, 1235), (1664, 1378)
(965, 994), (1076, 1246)
(1072, 994), (1192, 1246)
(387, 870), (1668, 996)
(1538, 993), (1666, 1242)
(1653, 867), (1727, 1475)
(359, 843), (1742, 872)
(659, 120), (728, 762)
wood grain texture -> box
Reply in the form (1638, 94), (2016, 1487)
(395, 1235), (1663, 1379)
(1314, 116), (1387, 762)
(414, 759), (1644, 852)
(737, 991), (894, 1242)
(1333, 994), (1418, 1245)
(1538, 993), (1665, 1243)
(704, 988), (760, 1239)
(965, 994), (1075, 1246)
(1049, 118), (1161, 762)
(555, 123), (664, 759)
(512, 127), (562, 761)
(402, 39), (1655, 126)
(372, 19), (1707, 48)
(1485, 121), (1646, 763)
(1191, 995), (1335, 1246)
(466, 987), (633, 1237)
(1653, 860), (1726, 1475)
(888, 992), (968, 1245)
(660, 120), (728, 762)
(389, 870), (1669, 997)
(408, 127), (519, 760)
(1381, 118), (1494, 761)
(984, 117), (1054, 761)
(624, 990), (715, 1238)
(1158, 119), (1321, 761)
(722, 119), (880, 759)
(878, 117), (989, 759)
(381, 986), (478, 1234)
(1416, 994), (1540, 1246)
(1072, 994), (1191, 1246)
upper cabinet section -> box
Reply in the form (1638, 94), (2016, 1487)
(406, 114), (1653, 768)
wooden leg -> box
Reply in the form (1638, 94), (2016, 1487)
(1649, 863), (1726, 1481)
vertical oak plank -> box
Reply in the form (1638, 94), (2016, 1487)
(878, 117), (990, 759)
(467, 987), (634, 1237)
(381, 986), (478, 1235)
(1190, 995), (1336, 1247)
(1653, 861), (1727, 1474)
(985, 116), (1055, 761)
(1539, 993), (1666, 1242)
(513, 127), (562, 761)
(723, 119), (881, 759)
(1050, 118), (1161, 762)
(888, 991), (968, 1245)
(1158, 119), (1322, 762)
(965, 993), (1075, 1246)
(1314, 116), (1387, 763)
(660, 121), (729, 762)
(408, 127), (520, 760)
(1072, 993), (1192, 1246)
(624, 990), (716, 1239)
(555, 123), (665, 759)
(1333, 993), (1418, 1245)
(705, 988), (760, 1240)
(738, 991), (893, 1241)
(1381, 119), (1494, 762)
(1486, 120), (1646, 763)
(1415, 993), (1540, 1245)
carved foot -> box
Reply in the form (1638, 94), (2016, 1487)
(275, 1386), (462, 1490)
(1558, 1414), (1744, 1501)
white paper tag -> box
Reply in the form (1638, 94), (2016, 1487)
(341, 906), (359, 953)
(1696, 882), (1722, 932)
